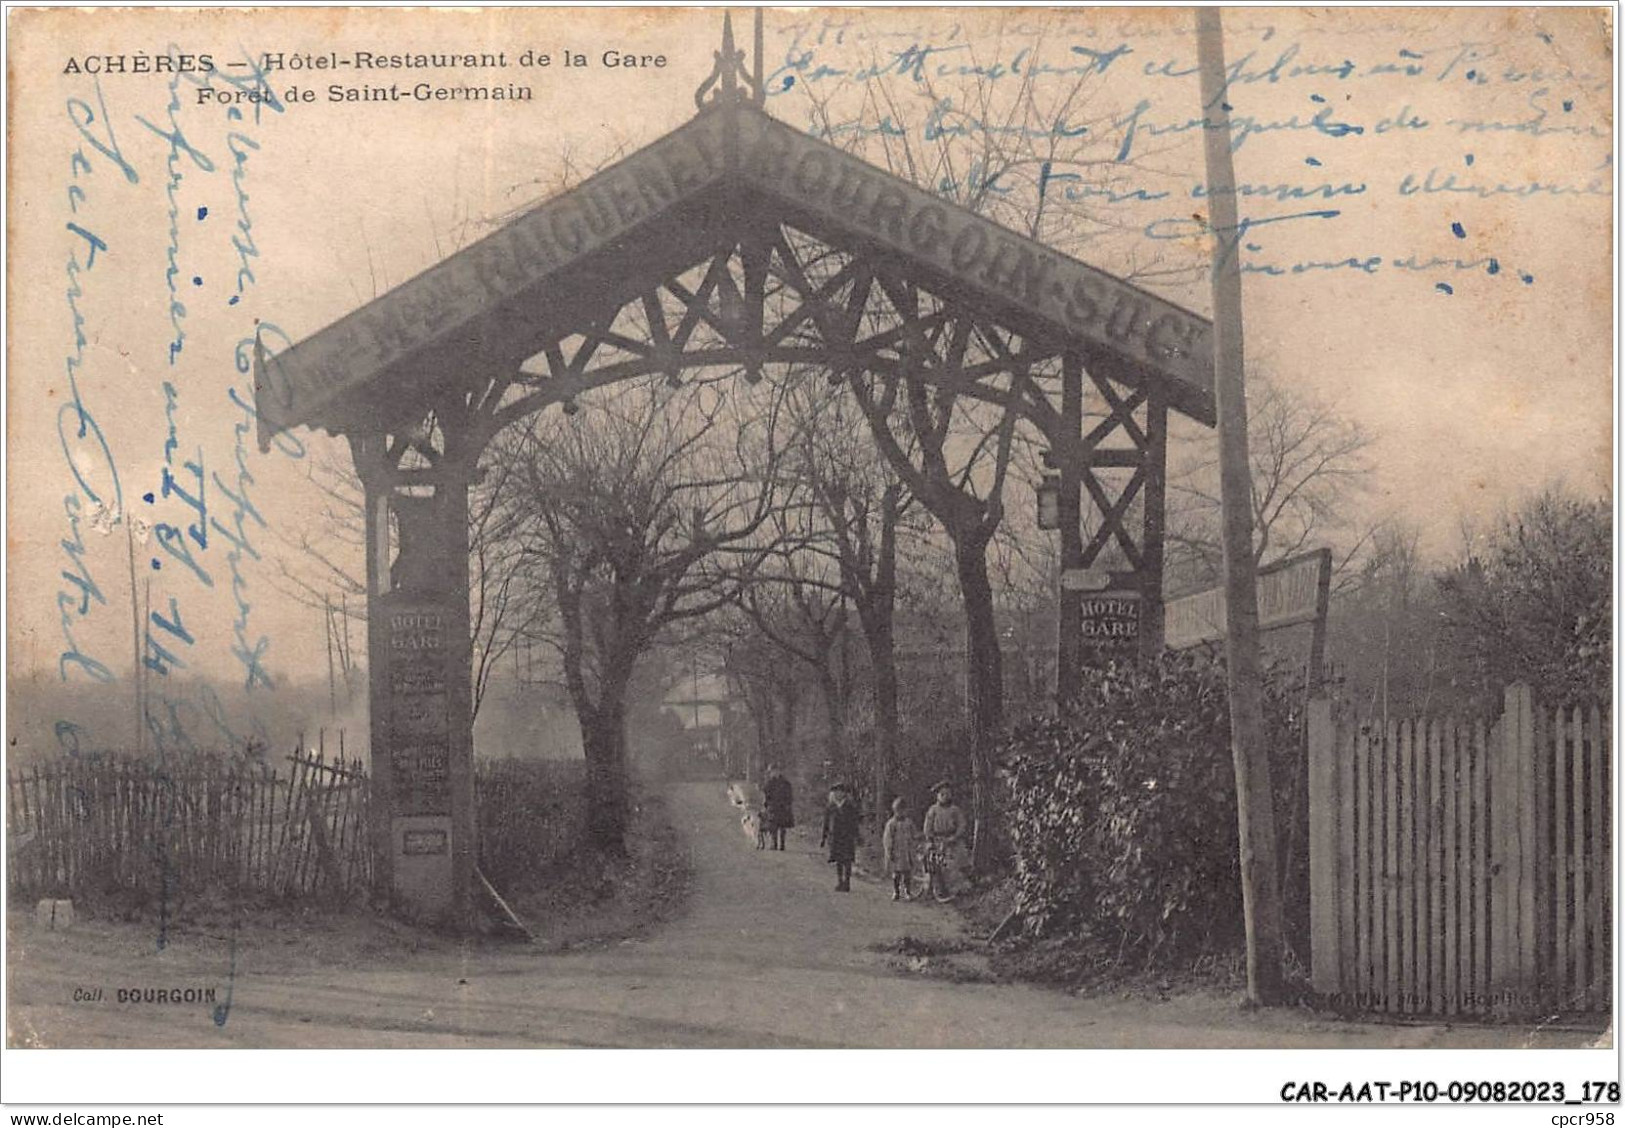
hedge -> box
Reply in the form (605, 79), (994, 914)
(1000, 652), (1304, 968)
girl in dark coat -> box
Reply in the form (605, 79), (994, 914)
(820, 783), (861, 891)
(762, 765), (794, 851)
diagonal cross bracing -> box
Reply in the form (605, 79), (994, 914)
(257, 106), (1212, 447)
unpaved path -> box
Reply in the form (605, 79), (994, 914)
(5, 782), (1592, 1048)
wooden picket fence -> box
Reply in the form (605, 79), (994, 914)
(1307, 685), (1611, 1016)
(7, 746), (372, 903)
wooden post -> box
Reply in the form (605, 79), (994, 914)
(1306, 548), (1332, 696)
(1383, 718), (1398, 1012)
(1472, 718), (1489, 1009)
(1556, 707), (1571, 1005)
(1429, 717), (1445, 1013)
(1195, 4), (1285, 1006)
(1490, 685), (1531, 1003)
(1056, 353), (1084, 705)
(325, 596), (339, 718)
(1515, 683), (1538, 999)
(1307, 698), (1340, 994)
(1417, 719), (1432, 1010)
(305, 773), (345, 902)
(1355, 724), (1373, 998)
(1574, 698), (1591, 1003)
(356, 442), (394, 900)
(1399, 718), (1414, 1011)
(1586, 702), (1605, 1008)
(1337, 715), (1357, 993)
(1444, 718), (1460, 1014)
(1139, 391), (1168, 661)
(1489, 707), (1509, 999)
(442, 457), (478, 929)
(1417, 721), (1430, 1014)
(1534, 701), (1552, 1006)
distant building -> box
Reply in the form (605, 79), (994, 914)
(662, 672), (743, 776)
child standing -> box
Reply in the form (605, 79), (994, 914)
(820, 782), (860, 892)
(922, 781), (965, 902)
(882, 797), (919, 901)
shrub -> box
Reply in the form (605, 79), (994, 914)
(1000, 652), (1303, 968)
(1438, 489), (1612, 709)
(475, 757), (589, 894)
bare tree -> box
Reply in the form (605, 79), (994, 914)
(1167, 375), (1376, 593)
(719, 618), (804, 782)
(848, 356), (1021, 858)
(269, 450), (535, 720)
(738, 561), (857, 782)
(742, 381), (924, 814)
(1328, 520), (1436, 722)
(777, 19), (1197, 859)
(789, 13), (1199, 286)
(506, 376), (795, 850)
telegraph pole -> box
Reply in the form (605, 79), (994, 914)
(325, 595), (339, 717)
(1196, 6), (1286, 1005)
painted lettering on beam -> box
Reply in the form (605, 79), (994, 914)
(259, 110), (730, 433)
(737, 113), (1213, 411)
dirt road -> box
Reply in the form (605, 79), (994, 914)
(5, 782), (1592, 1048)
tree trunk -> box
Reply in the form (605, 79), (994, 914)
(867, 486), (902, 821)
(816, 664), (847, 784)
(748, 693), (773, 782)
(581, 696), (630, 852)
(954, 537), (1003, 868)
(766, 670), (798, 781)
(574, 652), (633, 852)
(868, 615), (899, 819)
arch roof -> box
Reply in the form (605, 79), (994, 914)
(257, 104), (1214, 446)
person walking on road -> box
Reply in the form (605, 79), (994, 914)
(922, 782), (965, 902)
(763, 764), (794, 851)
(882, 796), (919, 902)
(820, 782), (860, 892)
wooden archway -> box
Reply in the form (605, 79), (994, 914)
(256, 16), (1214, 923)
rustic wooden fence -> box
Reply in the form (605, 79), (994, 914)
(1308, 685), (1611, 1016)
(7, 747), (372, 903)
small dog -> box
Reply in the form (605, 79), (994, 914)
(742, 808), (768, 848)
(730, 781), (774, 849)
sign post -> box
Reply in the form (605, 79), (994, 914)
(1165, 549), (1332, 647)
(1164, 548), (1333, 689)
(381, 593), (458, 914)
(356, 449), (477, 928)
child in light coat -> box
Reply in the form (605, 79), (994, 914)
(922, 782), (965, 901)
(882, 796), (919, 901)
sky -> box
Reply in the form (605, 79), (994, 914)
(7, 7), (1613, 752)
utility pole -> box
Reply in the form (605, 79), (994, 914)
(340, 590), (354, 701)
(1196, 6), (1286, 1005)
(325, 595), (339, 717)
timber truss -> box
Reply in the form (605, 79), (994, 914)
(334, 206), (1168, 598)
(434, 217), (1171, 581)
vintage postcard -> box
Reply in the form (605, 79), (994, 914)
(3, 3), (1615, 1107)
